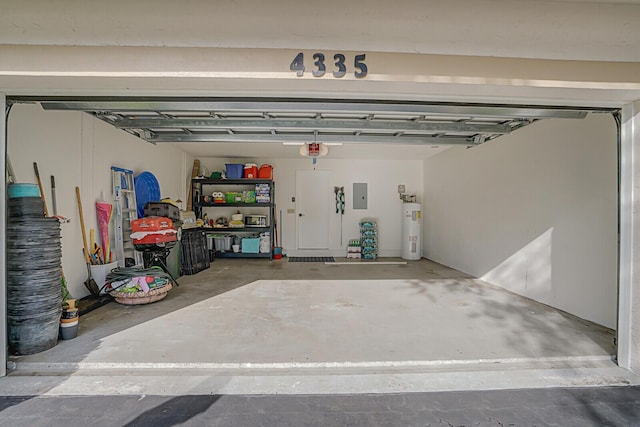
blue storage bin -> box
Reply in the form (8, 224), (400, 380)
(241, 237), (260, 253)
(225, 164), (244, 179)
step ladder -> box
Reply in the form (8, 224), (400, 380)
(111, 166), (143, 267)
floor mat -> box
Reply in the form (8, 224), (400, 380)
(78, 294), (113, 316)
(288, 256), (336, 263)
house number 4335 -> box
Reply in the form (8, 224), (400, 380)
(289, 52), (368, 78)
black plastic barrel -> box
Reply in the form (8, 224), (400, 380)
(6, 204), (62, 355)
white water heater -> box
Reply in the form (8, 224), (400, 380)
(401, 202), (422, 260)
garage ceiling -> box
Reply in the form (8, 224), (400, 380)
(12, 97), (611, 159)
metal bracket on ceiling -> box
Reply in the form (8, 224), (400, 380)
(473, 134), (487, 145)
(142, 129), (155, 142)
(94, 111), (120, 125)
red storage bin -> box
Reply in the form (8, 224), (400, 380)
(258, 164), (273, 179)
(244, 163), (258, 178)
(131, 216), (174, 232)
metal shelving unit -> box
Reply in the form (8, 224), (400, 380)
(192, 178), (274, 260)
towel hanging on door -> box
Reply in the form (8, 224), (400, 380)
(334, 186), (345, 215)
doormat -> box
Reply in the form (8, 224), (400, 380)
(328, 261), (408, 265)
(78, 294), (113, 316)
(288, 257), (336, 263)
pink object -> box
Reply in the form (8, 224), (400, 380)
(131, 276), (150, 293)
(96, 202), (113, 261)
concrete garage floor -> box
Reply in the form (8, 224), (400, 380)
(3, 258), (639, 396)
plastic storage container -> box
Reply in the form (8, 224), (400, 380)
(258, 164), (273, 179)
(244, 163), (258, 178)
(8, 183), (41, 198)
(241, 237), (260, 253)
(213, 235), (232, 252)
(225, 164), (244, 179)
(132, 231), (177, 245)
(206, 234), (215, 250)
(204, 235), (215, 262)
(181, 229), (210, 275)
(131, 216), (174, 232)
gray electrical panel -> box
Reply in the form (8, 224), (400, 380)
(353, 183), (368, 210)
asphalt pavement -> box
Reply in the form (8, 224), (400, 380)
(1, 386), (639, 426)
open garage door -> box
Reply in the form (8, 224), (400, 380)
(27, 97), (605, 148)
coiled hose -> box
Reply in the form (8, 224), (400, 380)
(104, 266), (175, 294)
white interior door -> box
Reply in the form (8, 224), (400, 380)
(296, 170), (330, 250)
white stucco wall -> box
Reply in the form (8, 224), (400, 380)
(619, 101), (640, 372)
(423, 114), (618, 328)
(7, 104), (188, 299)
(2, 1), (639, 105)
(198, 157), (423, 257)
(2, 0), (639, 62)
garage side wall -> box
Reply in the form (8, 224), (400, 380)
(7, 104), (187, 299)
(423, 114), (618, 328)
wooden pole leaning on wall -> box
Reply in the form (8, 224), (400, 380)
(33, 162), (49, 216)
(187, 159), (200, 211)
